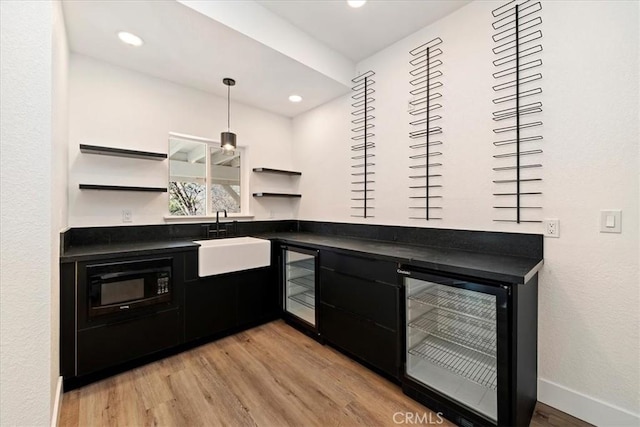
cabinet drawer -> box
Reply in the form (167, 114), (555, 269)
(320, 268), (398, 330)
(77, 308), (180, 375)
(320, 250), (397, 284)
(320, 303), (399, 379)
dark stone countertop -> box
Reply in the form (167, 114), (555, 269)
(60, 232), (542, 284)
(259, 232), (543, 284)
(60, 240), (199, 262)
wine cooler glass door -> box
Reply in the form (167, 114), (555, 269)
(284, 248), (316, 326)
(405, 276), (502, 423)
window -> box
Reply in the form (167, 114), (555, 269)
(168, 134), (242, 216)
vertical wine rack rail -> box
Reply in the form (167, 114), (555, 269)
(351, 70), (376, 219)
(409, 37), (444, 220)
(491, 0), (544, 223)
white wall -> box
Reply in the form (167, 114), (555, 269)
(0, 1), (59, 425)
(68, 54), (296, 227)
(293, 1), (639, 425)
(51, 0), (69, 419)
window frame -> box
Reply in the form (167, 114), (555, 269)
(167, 132), (249, 219)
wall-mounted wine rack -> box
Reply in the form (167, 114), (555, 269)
(491, 0), (544, 223)
(350, 70), (376, 218)
(408, 37), (444, 220)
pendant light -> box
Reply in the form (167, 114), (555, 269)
(221, 77), (236, 152)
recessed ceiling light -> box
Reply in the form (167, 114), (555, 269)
(288, 95), (303, 103)
(117, 31), (144, 47)
(347, 0), (367, 8)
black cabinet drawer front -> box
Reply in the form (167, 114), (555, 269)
(320, 269), (398, 330)
(320, 304), (398, 379)
(320, 250), (397, 284)
(77, 309), (180, 375)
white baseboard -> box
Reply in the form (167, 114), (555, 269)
(50, 376), (63, 427)
(538, 378), (640, 426)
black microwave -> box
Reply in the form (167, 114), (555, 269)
(86, 258), (173, 318)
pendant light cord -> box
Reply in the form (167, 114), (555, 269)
(227, 85), (231, 131)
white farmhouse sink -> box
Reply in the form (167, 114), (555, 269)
(194, 237), (271, 277)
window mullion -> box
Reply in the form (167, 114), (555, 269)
(206, 144), (211, 215)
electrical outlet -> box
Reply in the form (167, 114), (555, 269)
(544, 218), (559, 238)
(122, 209), (132, 223)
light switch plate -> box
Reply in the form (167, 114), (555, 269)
(122, 209), (132, 223)
(600, 210), (621, 233)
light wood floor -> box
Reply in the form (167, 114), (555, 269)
(60, 320), (591, 427)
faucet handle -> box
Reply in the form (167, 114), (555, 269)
(224, 222), (236, 236)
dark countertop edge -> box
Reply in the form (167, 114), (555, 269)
(269, 234), (543, 284)
(60, 241), (199, 263)
(524, 260), (544, 283)
(403, 257), (544, 284)
(59, 233), (544, 284)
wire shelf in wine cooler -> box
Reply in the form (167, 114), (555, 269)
(288, 274), (314, 290)
(409, 285), (496, 321)
(409, 335), (497, 390)
(287, 265), (314, 280)
(288, 258), (315, 271)
(409, 308), (496, 357)
(288, 289), (315, 309)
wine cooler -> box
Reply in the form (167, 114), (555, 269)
(282, 245), (318, 331)
(400, 267), (538, 427)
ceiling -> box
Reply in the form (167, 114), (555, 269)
(62, 0), (471, 118)
(62, 0), (349, 117)
(258, 0), (471, 62)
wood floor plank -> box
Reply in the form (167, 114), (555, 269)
(530, 402), (594, 427)
(241, 327), (356, 407)
(75, 379), (113, 426)
(132, 363), (174, 411)
(190, 354), (258, 427)
(201, 338), (305, 426)
(220, 332), (326, 427)
(145, 398), (189, 427)
(58, 389), (79, 427)
(60, 320), (592, 427)
(165, 368), (222, 425)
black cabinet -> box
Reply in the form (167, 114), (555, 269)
(319, 251), (401, 380)
(320, 304), (398, 377)
(185, 275), (236, 341)
(185, 266), (276, 342)
(60, 251), (190, 387)
(61, 247), (277, 388)
(237, 267), (278, 327)
(321, 250), (397, 284)
(321, 268), (397, 330)
(184, 250), (199, 283)
(77, 308), (180, 375)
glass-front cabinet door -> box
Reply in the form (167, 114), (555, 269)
(405, 274), (504, 423)
(283, 247), (317, 327)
